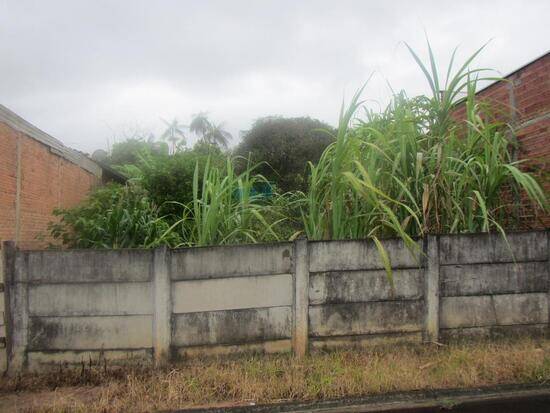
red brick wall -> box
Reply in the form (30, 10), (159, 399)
(453, 53), (550, 229)
(0, 123), (100, 249)
(0, 123), (18, 247)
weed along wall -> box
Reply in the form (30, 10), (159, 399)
(1, 231), (549, 373)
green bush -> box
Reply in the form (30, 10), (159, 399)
(235, 117), (335, 192)
(49, 184), (181, 249)
(112, 142), (225, 219)
(107, 138), (168, 166)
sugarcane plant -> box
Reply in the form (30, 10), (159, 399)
(301, 41), (548, 278)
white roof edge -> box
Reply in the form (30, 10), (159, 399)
(0, 104), (101, 177)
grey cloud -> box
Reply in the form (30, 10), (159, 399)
(0, 0), (548, 152)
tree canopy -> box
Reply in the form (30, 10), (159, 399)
(107, 137), (168, 166)
(190, 112), (232, 148)
(235, 116), (335, 192)
(160, 118), (186, 154)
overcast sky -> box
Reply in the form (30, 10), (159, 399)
(1, 0), (548, 153)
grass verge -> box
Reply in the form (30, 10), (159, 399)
(1, 338), (550, 412)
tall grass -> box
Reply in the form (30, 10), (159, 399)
(50, 43), (547, 250)
(302, 43), (547, 248)
(174, 157), (284, 246)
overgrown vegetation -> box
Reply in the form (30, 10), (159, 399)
(49, 43), (548, 249)
(2, 339), (550, 412)
(175, 157), (287, 246)
(303, 44), (547, 247)
(49, 185), (180, 249)
(118, 142), (226, 217)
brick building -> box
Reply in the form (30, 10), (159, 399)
(453, 52), (549, 228)
(0, 105), (123, 249)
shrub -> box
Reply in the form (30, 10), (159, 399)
(235, 117), (335, 192)
(115, 142), (226, 219)
(49, 184), (181, 248)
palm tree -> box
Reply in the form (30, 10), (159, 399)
(190, 112), (232, 149)
(189, 112), (211, 138)
(160, 118), (186, 154)
(204, 122), (232, 149)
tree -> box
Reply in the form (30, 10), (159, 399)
(190, 112), (232, 148)
(107, 137), (168, 166)
(189, 112), (210, 137)
(136, 145), (226, 218)
(160, 118), (186, 154)
(204, 121), (232, 148)
(235, 116), (335, 192)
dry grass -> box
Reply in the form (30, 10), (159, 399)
(2, 338), (550, 412)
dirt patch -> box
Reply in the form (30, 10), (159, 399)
(0, 386), (104, 412)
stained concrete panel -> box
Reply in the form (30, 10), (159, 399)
(172, 306), (291, 346)
(439, 231), (547, 265)
(171, 243), (292, 280)
(309, 269), (423, 305)
(174, 339), (291, 359)
(309, 300), (424, 337)
(29, 283), (153, 316)
(440, 293), (548, 329)
(24, 250), (152, 283)
(441, 262), (548, 297)
(310, 332), (423, 350)
(493, 293), (548, 326)
(172, 274), (292, 313)
(27, 349), (152, 371)
(440, 324), (549, 341)
(309, 239), (421, 272)
(28, 315), (153, 350)
(0, 349), (5, 375)
(440, 296), (496, 328)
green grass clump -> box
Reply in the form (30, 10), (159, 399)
(174, 156), (285, 247)
(302, 41), (547, 247)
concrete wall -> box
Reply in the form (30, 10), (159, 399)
(308, 238), (425, 349)
(1, 231), (549, 373)
(438, 232), (549, 340)
(5, 248), (154, 372)
(170, 243), (294, 358)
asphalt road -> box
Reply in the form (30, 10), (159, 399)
(167, 384), (550, 413)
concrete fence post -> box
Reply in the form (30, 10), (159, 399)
(547, 230), (550, 333)
(292, 238), (309, 357)
(3, 241), (28, 374)
(424, 235), (440, 343)
(152, 246), (172, 366)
